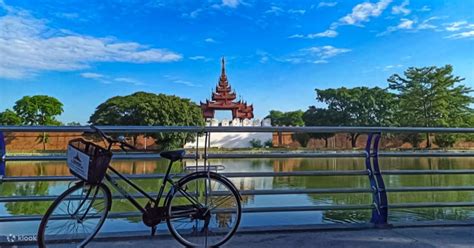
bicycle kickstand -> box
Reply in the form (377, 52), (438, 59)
(151, 225), (157, 236)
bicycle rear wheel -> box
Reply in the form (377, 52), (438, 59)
(37, 182), (111, 247)
(166, 172), (241, 247)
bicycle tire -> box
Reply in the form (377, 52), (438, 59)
(165, 171), (242, 247)
(37, 182), (111, 247)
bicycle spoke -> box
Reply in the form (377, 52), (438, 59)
(167, 175), (241, 247)
(39, 184), (110, 246)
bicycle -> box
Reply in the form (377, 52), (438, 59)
(37, 126), (242, 247)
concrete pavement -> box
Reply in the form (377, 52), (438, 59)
(6, 225), (474, 248)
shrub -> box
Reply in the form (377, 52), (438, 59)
(249, 139), (263, 148)
(399, 133), (423, 148)
(264, 139), (273, 148)
(434, 134), (458, 148)
(292, 133), (310, 147)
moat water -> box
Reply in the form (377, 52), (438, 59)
(1, 157), (474, 236)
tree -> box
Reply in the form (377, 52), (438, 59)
(13, 95), (63, 125)
(434, 133), (458, 148)
(388, 65), (473, 148)
(266, 110), (305, 126)
(0, 109), (22, 125)
(13, 95), (63, 151)
(249, 139), (263, 148)
(292, 133), (311, 147)
(67, 122), (81, 126)
(89, 92), (204, 150)
(315, 87), (397, 147)
(302, 107), (337, 148)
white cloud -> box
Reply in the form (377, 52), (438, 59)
(183, 8), (203, 18)
(445, 21), (468, 32)
(378, 16), (444, 36)
(446, 30), (474, 39)
(282, 45), (350, 64)
(80, 72), (143, 85)
(391, 0), (410, 15)
(189, 55), (211, 61)
(318, 2), (338, 8)
(417, 16), (439, 30)
(337, 0), (392, 27)
(204, 38), (216, 43)
(304, 46), (351, 59)
(443, 21), (474, 39)
(164, 75), (201, 87)
(308, 30), (338, 38)
(265, 6), (284, 15)
(313, 60), (328, 64)
(288, 9), (306, 15)
(288, 34), (305, 39)
(397, 18), (414, 29)
(378, 18), (414, 36)
(80, 72), (104, 79)
(383, 64), (403, 70)
(114, 77), (143, 85)
(222, 0), (240, 8)
(419, 5), (431, 12)
(289, 30), (338, 39)
(0, 3), (181, 79)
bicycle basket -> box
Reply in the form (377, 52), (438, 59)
(66, 138), (112, 184)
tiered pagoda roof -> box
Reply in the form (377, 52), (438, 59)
(200, 57), (254, 120)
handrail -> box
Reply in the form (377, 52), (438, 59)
(0, 125), (473, 133)
(4, 151), (474, 162)
(0, 125), (473, 230)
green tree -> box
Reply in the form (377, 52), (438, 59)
(388, 65), (473, 148)
(266, 110), (304, 126)
(89, 92), (204, 150)
(302, 107), (337, 148)
(292, 133), (311, 147)
(315, 87), (397, 147)
(12, 95), (63, 150)
(0, 109), (22, 125)
(434, 133), (458, 148)
(67, 121), (81, 126)
(249, 139), (263, 148)
(13, 95), (63, 125)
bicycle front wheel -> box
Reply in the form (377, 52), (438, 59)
(37, 182), (111, 247)
(166, 172), (242, 247)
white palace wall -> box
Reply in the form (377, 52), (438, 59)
(184, 118), (272, 148)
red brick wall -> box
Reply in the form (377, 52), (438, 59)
(3, 132), (158, 152)
(272, 132), (474, 149)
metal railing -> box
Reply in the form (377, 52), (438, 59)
(0, 125), (473, 229)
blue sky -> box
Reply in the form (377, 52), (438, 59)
(0, 0), (473, 124)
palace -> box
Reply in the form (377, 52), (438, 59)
(200, 58), (254, 120)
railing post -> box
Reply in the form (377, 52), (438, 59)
(0, 131), (5, 179)
(365, 133), (390, 227)
(372, 133), (389, 227)
(364, 133), (379, 224)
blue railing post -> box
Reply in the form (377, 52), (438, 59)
(365, 133), (389, 227)
(364, 133), (379, 223)
(0, 131), (5, 178)
(372, 133), (389, 227)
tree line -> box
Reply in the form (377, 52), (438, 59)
(267, 65), (473, 148)
(1, 65), (472, 149)
(0, 92), (204, 150)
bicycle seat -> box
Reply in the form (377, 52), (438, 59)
(160, 150), (186, 162)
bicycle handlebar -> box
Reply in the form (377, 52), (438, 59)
(90, 125), (137, 151)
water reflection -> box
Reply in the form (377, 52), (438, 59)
(1, 157), (474, 235)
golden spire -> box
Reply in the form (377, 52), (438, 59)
(221, 57), (226, 76)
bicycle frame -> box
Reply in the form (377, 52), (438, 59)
(102, 160), (203, 216)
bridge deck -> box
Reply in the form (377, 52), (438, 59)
(11, 225), (474, 248)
